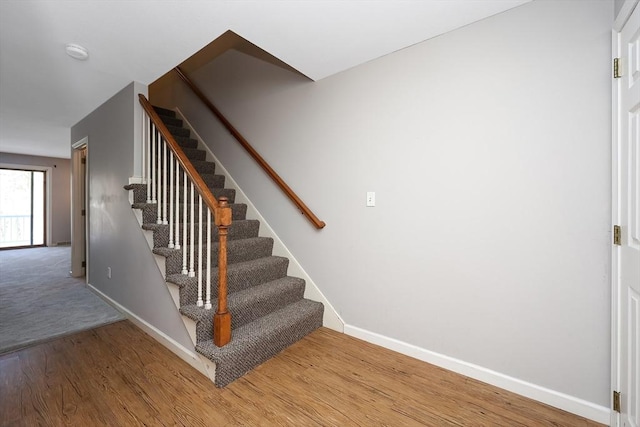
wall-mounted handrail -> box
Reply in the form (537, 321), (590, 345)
(139, 94), (232, 347)
(173, 66), (326, 229)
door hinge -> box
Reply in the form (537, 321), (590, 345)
(614, 58), (621, 79)
(613, 390), (621, 412)
(81, 209), (86, 216)
(81, 261), (86, 268)
(614, 225), (621, 246)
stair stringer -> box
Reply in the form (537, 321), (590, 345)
(175, 108), (345, 332)
(126, 187), (218, 385)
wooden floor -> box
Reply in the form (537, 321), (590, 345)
(0, 321), (603, 426)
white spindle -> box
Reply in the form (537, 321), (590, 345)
(189, 182), (195, 277)
(146, 115), (151, 201)
(141, 111), (146, 185)
(168, 152), (174, 248)
(150, 124), (156, 203)
(156, 131), (162, 224)
(205, 209), (212, 310)
(197, 195), (203, 306)
(162, 136), (168, 224)
(174, 160), (181, 250)
(182, 171), (188, 275)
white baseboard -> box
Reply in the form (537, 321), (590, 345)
(87, 283), (207, 376)
(344, 325), (610, 425)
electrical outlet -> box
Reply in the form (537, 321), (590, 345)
(366, 191), (375, 207)
(107, 267), (112, 279)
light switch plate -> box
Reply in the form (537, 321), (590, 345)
(366, 191), (375, 207)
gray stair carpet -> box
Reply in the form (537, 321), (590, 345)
(125, 106), (323, 387)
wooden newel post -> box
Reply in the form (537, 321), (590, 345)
(213, 197), (232, 347)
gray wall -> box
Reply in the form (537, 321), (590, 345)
(152, 0), (612, 406)
(0, 152), (71, 245)
(614, 0), (626, 19)
(71, 82), (193, 349)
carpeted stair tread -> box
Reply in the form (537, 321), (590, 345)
(196, 299), (324, 387)
(172, 187), (235, 203)
(165, 124), (190, 138)
(173, 135), (198, 148)
(180, 276), (306, 341)
(180, 147), (206, 161)
(191, 160), (216, 175)
(157, 115), (183, 128)
(132, 201), (246, 221)
(142, 219), (259, 247)
(155, 237), (274, 274)
(166, 256), (290, 305)
(153, 106), (176, 117)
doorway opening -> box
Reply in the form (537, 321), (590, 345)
(71, 138), (88, 278)
(0, 168), (46, 249)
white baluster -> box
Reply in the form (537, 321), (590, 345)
(141, 111), (146, 185)
(162, 137), (168, 224)
(168, 152), (174, 248)
(205, 208), (212, 310)
(150, 124), (156, 204)
(197, 194), (203, 306)
(146, 115), (151, 200)
(181, 171), (188, 275)
(156, 132), (162, 224)
(189, 182), (195, 277)
(174, 160), (181, 250)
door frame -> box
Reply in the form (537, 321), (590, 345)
(71, 137), (88, 280)
(612, 1), (639, 426)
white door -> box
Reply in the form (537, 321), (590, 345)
(616, 3), (640, 426)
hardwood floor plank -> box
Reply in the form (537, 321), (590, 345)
(0, 321), (604, 427)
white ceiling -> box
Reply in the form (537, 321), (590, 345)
(0, 0), (530, 159)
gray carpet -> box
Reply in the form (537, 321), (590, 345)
(0, 246), (124, 354)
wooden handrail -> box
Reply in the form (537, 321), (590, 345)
(139, 94), (232, 347)
(173, 66), (326, 229)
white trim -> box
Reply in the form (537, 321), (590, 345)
(128, 176), (144, 185)
(71, 137), (88, 150)
(611, 28), (621, 427)
(614, 0), (639, 31)
(174, 108), (345, 332)
(87, 283), (208, 376)
(344, 324), (610, 425)
(71, 139), (88, 279)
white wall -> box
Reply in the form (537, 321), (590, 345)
(71, 82), (194, 350)
(0, 152), (71, 245)
(152, 0), (611, 413)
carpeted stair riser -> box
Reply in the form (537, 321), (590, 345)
(197, 300), (323, 387)
(172, 135), (199, 148)
(126, 175), (228, 203)
(142, 219), (260, 248)
(154, 237), (274, 274)
(133, 186), (235, 204)
(165, 124), (190, 138)
(132, 201), (247, 224)
(181, 277), (306, 342)
(153, 106), (176, 117)
(148, 143), (205, 160)
(156, 115), (183, 128)
(167, 256), (290, 306)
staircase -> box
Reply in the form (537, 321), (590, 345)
(125, 106), (323, 387)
